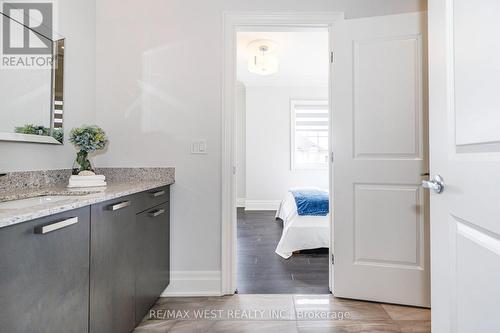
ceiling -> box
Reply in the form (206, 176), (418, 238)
(237, 30), (329, 87)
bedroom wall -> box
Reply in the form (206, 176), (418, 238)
(94, 0), (427, 295)
(236, 82), (246, 204)
(0, 0), (96, 172)
(245, 86), (329, 210)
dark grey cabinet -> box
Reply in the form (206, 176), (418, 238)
(1, 185), (171, 333)
(135, 201), (170, 324)
(90, 196), (137, 333)
(90, 186), (171, 332)
(135, 186), (170, 214)
(0, 207), (90, 333)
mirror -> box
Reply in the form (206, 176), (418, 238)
(0, 12), (65, 144)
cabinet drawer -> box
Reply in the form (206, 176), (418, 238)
(0, 207), (90, 333)
(135, 185), (170, 214)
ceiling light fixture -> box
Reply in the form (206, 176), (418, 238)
(247, 39), (279, 76)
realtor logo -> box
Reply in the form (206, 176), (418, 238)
(1, 0), (57, 68)
(2, 1), (53, 54)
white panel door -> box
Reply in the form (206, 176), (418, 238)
(429, 0), (500, 332)
(332, 12), (430, 307)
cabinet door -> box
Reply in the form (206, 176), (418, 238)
(0, 207), (90, 333)
(90, 197), (136, 333)
(135, 202), (170, 324)
(162, 201), (170, 290)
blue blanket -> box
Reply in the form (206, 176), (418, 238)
(292, 189), (329, 216)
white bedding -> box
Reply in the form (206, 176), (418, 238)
(275, 190), (330, 259)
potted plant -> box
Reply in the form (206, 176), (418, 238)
(69, 125), (108, 175)
(15, 124), (64, 143)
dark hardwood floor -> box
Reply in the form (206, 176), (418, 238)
(237, 208), (330, 294)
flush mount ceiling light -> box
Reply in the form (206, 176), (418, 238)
(247, 39), (279, 75)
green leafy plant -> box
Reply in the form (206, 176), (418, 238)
(15, 124), (49, 136)
(69, 125), (108, 174)
(14, 124), (64, 143)
(52, 128), (64, 143)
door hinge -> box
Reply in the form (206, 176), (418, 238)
(330, 51), (334, 64)
(330, 152), (334, 163)
(233, 166), (237, 175)
(331, 254), (335, 265)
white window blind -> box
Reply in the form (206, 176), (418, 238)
(291, 100), (329, 170)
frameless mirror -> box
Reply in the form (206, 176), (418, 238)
(0, 11), (65, 144)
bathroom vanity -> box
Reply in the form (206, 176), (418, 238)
(0, 169), (174, 333)
(0, 11), (174, 333)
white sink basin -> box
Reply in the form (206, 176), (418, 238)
(0, 196), (76, 210)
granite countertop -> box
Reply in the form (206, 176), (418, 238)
(0, 168), (174, 229)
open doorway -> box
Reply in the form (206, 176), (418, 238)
(235, 29), (331, 294)
(222, 11), (429, 308)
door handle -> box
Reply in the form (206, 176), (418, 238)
(151, 190), (166, 198)
(108, 201), (131, 211)
(35, 217), (79, 234)
(422, 175), (445, 194)
(148, 209), (166, 218)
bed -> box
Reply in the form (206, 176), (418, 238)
(275, 188), (330, 259)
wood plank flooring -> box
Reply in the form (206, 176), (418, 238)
(237, 209), (329, 294)
(135, 294), (431, 333)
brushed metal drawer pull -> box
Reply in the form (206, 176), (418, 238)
(109, 201), (131, 211)
(151, 190), (166, 198)
(35, 217), (79, 234)
(148, 209), (166, 218)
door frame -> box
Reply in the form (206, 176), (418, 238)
(221, 11), (345, 295)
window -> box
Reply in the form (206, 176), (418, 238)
(291, 100), (329, 170)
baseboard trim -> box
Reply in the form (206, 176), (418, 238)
(245, 200), (281, 211)
(236, 198), (246, 208)
(161, 271), (222, 297)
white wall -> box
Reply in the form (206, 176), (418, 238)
(0, 0), (96, 172)
(245, 86), (329, 208)
(94, 0), (426, 295)
(0, 69), (52, 132)
(236, 82), (246, 203)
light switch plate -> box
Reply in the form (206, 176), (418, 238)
(191, 140), (207, 154)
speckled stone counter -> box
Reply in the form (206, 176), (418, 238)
(0, 168), (174, 229)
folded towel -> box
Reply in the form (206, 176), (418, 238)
(291, 189), (329, 216)
(69, 175), (106, 181)
(67, 181), (107, 188)
(68, 175), (107, 188)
